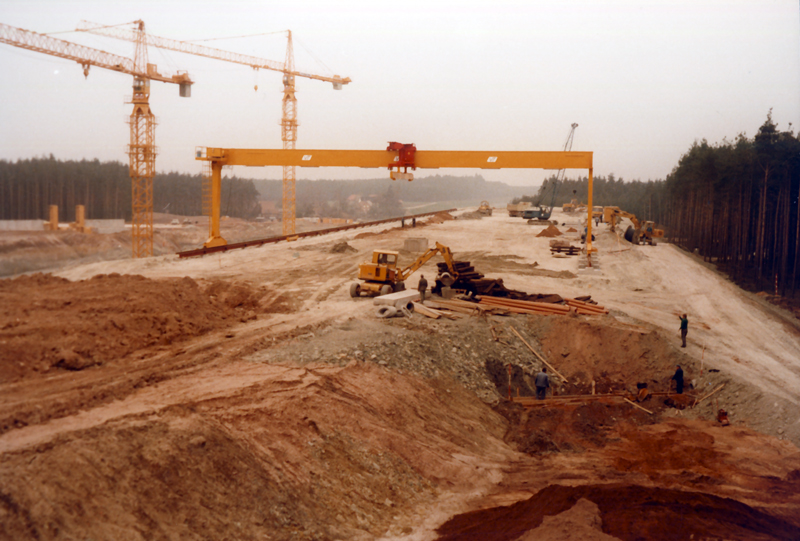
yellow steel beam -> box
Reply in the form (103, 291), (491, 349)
(199, 148), (593, 170)
(195, 146), (594, 250)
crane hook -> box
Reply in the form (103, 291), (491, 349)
(82, 63), (90, 79)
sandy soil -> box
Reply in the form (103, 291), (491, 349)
(1, 208), (799, 540)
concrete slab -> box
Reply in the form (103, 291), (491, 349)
(403, 238), (428, 252)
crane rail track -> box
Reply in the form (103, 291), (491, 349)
(176, 209), (457, 259)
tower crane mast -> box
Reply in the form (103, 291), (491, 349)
(78, 20), (351, 239)
(0, 22), (192, 258)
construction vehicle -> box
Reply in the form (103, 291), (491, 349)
(478, 201), (493, 216)
(523, 124), (578, 224)
(603, 206), (663, 245)
(507, 201), (533, 217)
(350, 242), (458, 297)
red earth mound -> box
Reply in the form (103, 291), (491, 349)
(0, 273), (268, 384)
(435, 483), (800, 541)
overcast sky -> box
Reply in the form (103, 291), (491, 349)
(1, 0), (798, 186)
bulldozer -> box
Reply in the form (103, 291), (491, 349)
(478, 200), (493, 216)
(350, 241), (458, 297)
(603, 206), (664, 246)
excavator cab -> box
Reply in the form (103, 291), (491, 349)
(359, 250), (398, 281)
(352, 250), (404, 297)
(351, 242), (458, 298)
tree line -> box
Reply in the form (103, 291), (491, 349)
(513, 113), (800, 297)
(663, 113), (800, 297)
(4, 116), (798, 298)
(252, 173), (533, 205)
(0, 156), (261, 222)
(513, 174), (667, 222)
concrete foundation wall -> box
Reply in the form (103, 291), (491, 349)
(0, 219), (126, 233)
(0, 220), (46, 231)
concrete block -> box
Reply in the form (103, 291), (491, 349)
(403, 238), (428, 252)
(440, 286), (455, 299)
(373, 289), (421, 309)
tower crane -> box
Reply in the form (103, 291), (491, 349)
(77, 20), (351, 240)
(0, 22), (192, 258)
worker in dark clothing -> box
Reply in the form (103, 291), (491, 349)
(671, 365), (684, 394)
(535, 366), (549, 400)
(417, 274), (428, 303)
(679, 314), (688, 347)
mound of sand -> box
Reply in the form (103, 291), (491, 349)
(330, 241), (357, 253)
(537, 225), (562, 237)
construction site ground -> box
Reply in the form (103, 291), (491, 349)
(1, 209), (800, 540)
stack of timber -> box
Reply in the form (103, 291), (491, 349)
(435, 259), (563, 302)
(477, 296), (571, 315)
(424, 298), (509, 317)
(550, 245), (581, 256)
(564, 298), (609, 315)
(513, 393), (627, 407)
(476, 295), (608, 316)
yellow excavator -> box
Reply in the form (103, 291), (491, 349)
(603, 206), (664, 245)
(351, 242), (458, 297)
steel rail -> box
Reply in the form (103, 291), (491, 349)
(176, 209), (456, 259)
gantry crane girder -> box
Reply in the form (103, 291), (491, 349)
(199, 148), (592, 169)
(195, 145), (597, 256)
(78, 21), (351, 237)
(0, 22), (192, 258)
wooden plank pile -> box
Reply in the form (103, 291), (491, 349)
(425, 257), (608, 317)
(435, 259), (564, 302)
(564, 298), (609, 315)
(550, 245), (581, 256)
(476, 296), (608, 316)
(478, 296), (570, 315)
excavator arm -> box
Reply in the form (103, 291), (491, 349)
(606, 208), (640, 232)
(398, 242), (457, 282)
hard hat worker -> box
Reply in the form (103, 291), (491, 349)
(679, 313), (688, 348)
(535, 366), (549, 400)
(417, 274), (428, 303)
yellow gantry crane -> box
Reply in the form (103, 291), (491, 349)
(77, 20), (351, 238)
(195, 145), (597, 256)
(0, 22), (193, 258)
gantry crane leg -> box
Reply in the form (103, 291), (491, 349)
(205, 161), (227, 247)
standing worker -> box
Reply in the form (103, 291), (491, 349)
(671, 365), (684, 394)
(417, 274), (428, 303)
(535, 366), (550, 400)
(679, 313), (688, 347)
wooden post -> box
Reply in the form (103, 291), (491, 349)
(509, 326), (569, 383)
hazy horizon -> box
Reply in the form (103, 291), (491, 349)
(1, 0), (798, 186)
